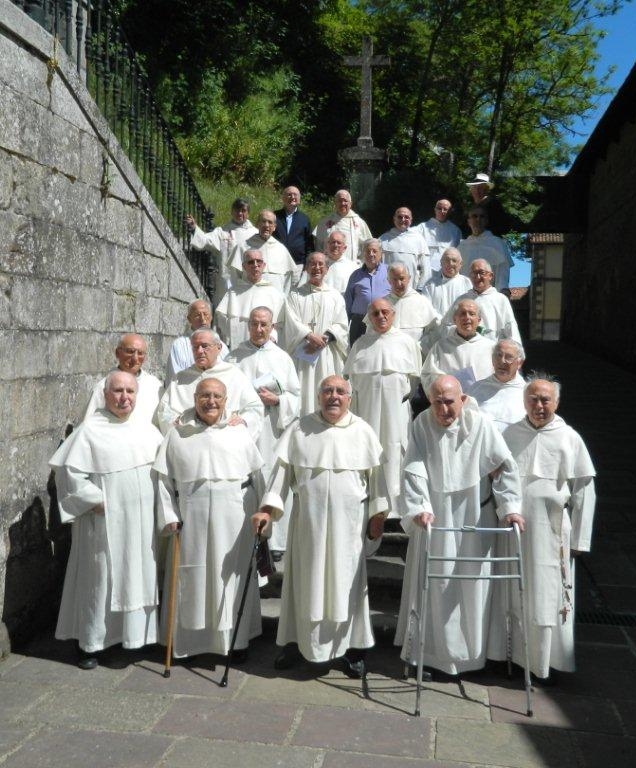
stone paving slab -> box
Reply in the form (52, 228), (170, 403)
(575, 643), (636, 670)
(115, 656), (246, 699)
(614, 698), (636, 737)
(156, 738), (321, 768)
(20, 687), (173, 732)
(598, 586), (636, 613)
(291, 705), (433, 759)
(548, 665), (636, 700)
(237, 665), (372, 709)
(321, 753), (481, 768)
(435, 719), (578, 768)
(489, 687), (622, 733)
(363, 678), (491, 720)
(0, 728), (32, 761)
(0, 651), (132, 689)
(0, 728), (173, 768)
(0, 680), (49, 722)
(153, 697), (299, 744)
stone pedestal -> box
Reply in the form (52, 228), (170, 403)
(338, 143), (388, 221)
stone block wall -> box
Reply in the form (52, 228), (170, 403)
(0, 1), (207, 652)
(562, 119), (636, 372)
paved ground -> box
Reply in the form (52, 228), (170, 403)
(1, 341), (635, 768)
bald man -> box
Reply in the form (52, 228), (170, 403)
(313, 189), (372, 258)
(85, 333), (163, 425)
(395, 375), (522, 676)
(344, 298), (422, 515)
(417, 199), (462, 273)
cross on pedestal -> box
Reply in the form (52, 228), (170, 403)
(344, 36), (390, 148)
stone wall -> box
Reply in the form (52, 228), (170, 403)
(0, 1), (207, 652)
(562, 119), (636, 372)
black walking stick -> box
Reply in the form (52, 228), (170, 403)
(219, 520), (266, 687)
(163, 522), (183, 679)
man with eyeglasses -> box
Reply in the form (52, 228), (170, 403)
(379, 207), (431, 290)
(442, 258), (522, 343)
(229, 209), (296, 294)
(416, 199), (462, 273)
(156, 328), (263, 438)
(467, 339), (526, 432)
(252, 375), (389, 679)
(344, 298), (422, 516)
(215, 249), (286, 350)
(84, 333), (163, 425)
(459, 206), (513, 293)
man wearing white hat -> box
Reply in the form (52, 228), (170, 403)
(466, 172), (507, 236)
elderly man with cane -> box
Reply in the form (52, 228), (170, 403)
(154, 377), (265, 666)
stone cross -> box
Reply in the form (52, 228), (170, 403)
(344, 36), (390, 148)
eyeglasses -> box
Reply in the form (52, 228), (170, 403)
(371, 309), (393, 317)
(471, 270), (491, 277)
(244, 259), (265, 266)
(493, 353), (519, 363)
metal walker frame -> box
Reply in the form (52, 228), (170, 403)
(405, 523), (533, 717)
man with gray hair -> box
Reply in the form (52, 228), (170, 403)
(422, 247), (472, 315)
(313, 189), (372, 258)
(442, 258), (522, 343)
(323, 231), (358, 294)
(85, 332), (163, 425)
(215, 248), (285, 349)
(228, 307), (301, 557)
(490, 375), (596, 682)
(52, 370), (163, 669)
(165, 299), (229, 384)
(229, 209), (296, 294)
(157, 328), (263, 437)
(252, 374), (389, 678)
(421, 299), (495, 393)
(467, 339), (526, 432)
(379, 207), (431, 290)
(395, 374), (522, 676)
(186, 198), (258, 303)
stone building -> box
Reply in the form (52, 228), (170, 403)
(0, 1), (208, 652)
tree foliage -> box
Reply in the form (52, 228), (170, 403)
(118, 0), (622, 216)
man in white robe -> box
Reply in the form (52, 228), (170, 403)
(395, 375), (523, 675)
(283, 252), (349, 416)
(313, 189), (372, 258)
(252, 375), (389, 677)
(165, 300), (229, 384)
(228, 307), (300, 556)
(154, 377), (265, 660)
(215, 249), (285, 350)
(379, 207), (431, 290)
(344, 298), (422, 516)
(157, 328), (263, 438)
(85, 333), (163, 426)
(459, 207), (513, 293)
(323, 231), (358, 294)
(186, 198), (258, 303)
(416, 199), (462, 273)
(228, 210), (296, 294)
(52, 371), (162, 668)
(422, 247), (472, 315)
(369, 262), (439, 355)
(421, 299), (495, 393)
(468, 340), (526, 432)
(490, 377), (596, 680)
(443, 259), (522, 343)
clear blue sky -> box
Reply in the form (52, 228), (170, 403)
(510, 0), (636, 287)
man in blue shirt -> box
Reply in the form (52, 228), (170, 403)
(344, 238), (390, 345)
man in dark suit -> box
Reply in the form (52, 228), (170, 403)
(274, 186), (313, 284)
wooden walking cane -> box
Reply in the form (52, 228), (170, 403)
(163, 522), (183, 679)
(219, 520), (266, 688)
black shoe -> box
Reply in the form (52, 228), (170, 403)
(77, 648), (98, 670)
(271, 550), (284, 563)
(342, 656), (366, 679)
(274, 643), (301, 670)
(231, 648), (248, 664)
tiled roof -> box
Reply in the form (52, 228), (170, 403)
(527, 233), (564, 244)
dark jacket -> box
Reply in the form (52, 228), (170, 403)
(274, 208), (313, 265)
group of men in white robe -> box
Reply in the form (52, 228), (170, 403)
(50, 180), (595, 686)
